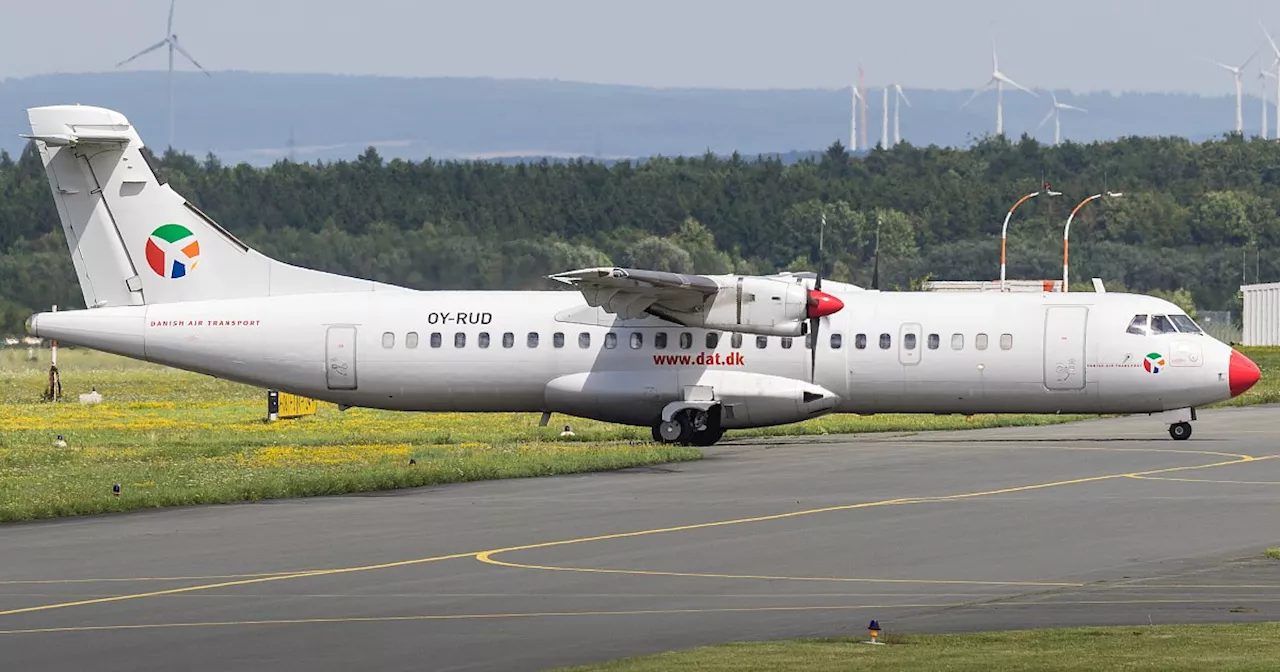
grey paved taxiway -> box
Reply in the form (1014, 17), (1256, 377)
(3, 407), (1280, 671)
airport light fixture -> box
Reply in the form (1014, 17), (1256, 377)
(1000, 187), (1061, 291)
(1063, 191), (1123, 291)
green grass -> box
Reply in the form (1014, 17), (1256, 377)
(558, 624), (1280, 672)
(1, 345), (1276, 522)
(1266, 547), (1280, 560)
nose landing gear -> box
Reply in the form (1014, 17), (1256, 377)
(1168, 422), (1192, 441)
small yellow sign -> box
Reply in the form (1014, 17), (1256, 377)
(278, 392), (317, 419)
(268, 389), (317, 420)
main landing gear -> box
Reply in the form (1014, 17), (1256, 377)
(652, 406), (724, 447)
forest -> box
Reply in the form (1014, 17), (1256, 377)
(0, 132), (1276, 334)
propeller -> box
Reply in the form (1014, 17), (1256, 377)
(805, 212), (844, 383)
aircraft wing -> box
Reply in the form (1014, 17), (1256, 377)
(548, 267), (720, 320)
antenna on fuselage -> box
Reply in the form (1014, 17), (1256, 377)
(871, 214), (881, 290)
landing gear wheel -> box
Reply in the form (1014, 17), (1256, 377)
(1169, 422), (1192, 441)
(657, 415), (692, 444)
(689, 428), (725, 447)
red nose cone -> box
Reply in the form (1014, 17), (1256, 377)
(1229, 349), (1261, 398)
(807, 290), (844, 319)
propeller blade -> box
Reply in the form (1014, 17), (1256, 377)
(168, 0), (177, 34)
(895, 83), (911, 107)
(809, 316), (819, 382)
(116, 39), (168, 68)
(172, 39), (212, 77)
(1036, 108), (1054, 131)
(996, 72), (1038, 97)
(1242, 49), (1259, 71)
(959, 81), (994, 109)
(1262, 21), (1280, 59)
(1059, 103), (1088, 113)
(816, 212), (826, 291)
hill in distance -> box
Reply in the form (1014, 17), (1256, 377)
(0, 71), (1266, 165)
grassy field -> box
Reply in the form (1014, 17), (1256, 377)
(1, 346), (1276, 522)
(558, 624), (1280, 672)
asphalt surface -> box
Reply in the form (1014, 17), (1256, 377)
(3, 407), (1280, 671)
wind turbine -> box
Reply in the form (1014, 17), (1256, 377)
(1260, 62), (1274, 139)
(1261, 21), (1280, 139)
(116, 0), (211, 149)
(1202, 50), (1257, 135)
(849, 84), (862, 151)
(1035, 92), (1087, 145)
(881, 86), (889, 148)
(960, 39), (1037, 136)
(892, 83), (911, 144)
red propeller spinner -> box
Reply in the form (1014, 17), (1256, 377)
(806, 290), (844, 319)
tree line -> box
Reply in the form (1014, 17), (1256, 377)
(1, 133), (1276, 334)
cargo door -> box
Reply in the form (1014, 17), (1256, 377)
(1043, 306), (1087, 390)
(326, 326), (358, 390)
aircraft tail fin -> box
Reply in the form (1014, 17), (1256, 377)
(25, 105), (391, 307)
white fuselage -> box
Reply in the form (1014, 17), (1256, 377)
(30, 287), (1237, 429)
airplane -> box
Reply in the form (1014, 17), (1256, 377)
(21, 105), (1260, 446)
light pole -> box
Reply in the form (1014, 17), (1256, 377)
(1000, 188), (1061, 291)
(1063, 191), (1123, 291)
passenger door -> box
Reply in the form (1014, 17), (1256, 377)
(326, 326), (358, 390)
(1043, 306), (1087, 390)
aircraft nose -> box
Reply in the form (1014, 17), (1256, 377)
(1229, 349), (1261, 397)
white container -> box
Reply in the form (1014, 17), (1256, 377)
(1241, 282), (1280, 346)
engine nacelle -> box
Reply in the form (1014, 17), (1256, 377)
(654, 276), (844, 337)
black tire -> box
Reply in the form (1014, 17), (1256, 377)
(689, 428), (725, 447)
(651, 423), (664, 443)
(1169, 422), (1192, 441)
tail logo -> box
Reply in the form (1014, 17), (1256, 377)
(145, 224), (200, 279)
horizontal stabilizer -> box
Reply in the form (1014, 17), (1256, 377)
(20, 131), (132, 147)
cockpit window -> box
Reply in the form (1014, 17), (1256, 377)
(1149, 315), (1178, 335)
(1126, 315), (1148, 335)
(1169, 314), (1203, 334)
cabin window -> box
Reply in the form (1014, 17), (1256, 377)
(454, 332), (466, 348)
(830, 333), (843, 349)
(527, 332), (539, 348)
(731, 333), (743, 349)
(578, 332), (591, 348)
(431, 332), (442, 348)
(927, 333), (940, 350)
(951, 333), (964, 350)
(975, 333), (988, 350)
(478, 332), (490, 349)
(680, 332), (693, 349)
(756, 335), (768, 349)
(630, 332), (643, 349)
(553, 332), (565, 348)
(1126, 314), (1149, 335)
(1000, 333), (1013, 350)
(706, 333), (719, 349)
(502, 332), (514, 348)
(879, 333), (891, 349)
(781, 337), (793, 349)
(1150, 315), (1178, 335)
(855, 333), (867, 350)
(382, 332), (395, 348)
(405, 332), (419, 349)
(904, 333), (917, 350)
(604, 332), (617, 349)
(655, 332), (668, 349)
(1170, 314), (1203, 334)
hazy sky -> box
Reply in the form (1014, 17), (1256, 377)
(5, 0), (1280, 96)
